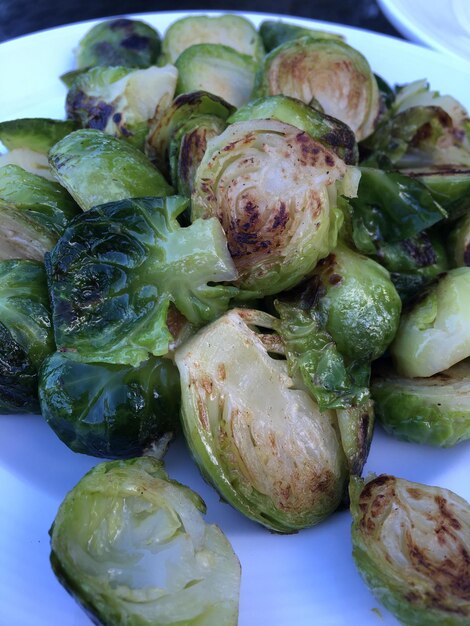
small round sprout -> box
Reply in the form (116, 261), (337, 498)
(350, 474), (470, 625)
(50, 457), (241, 625)
(372, 359), (470, 447)
(257, 37), (380, 141)
(192, 119), (360, 298)
(391, 267), (470, 377)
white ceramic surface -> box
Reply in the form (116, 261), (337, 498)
(1, 11), (470, 626)
(379, 0), (470, 61)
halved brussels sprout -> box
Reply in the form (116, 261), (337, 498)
(256, 37), (380, 141)
(175, 44), (257, 109)
(0, 118), (78, 179)
(47, 196), (237, 366)
(391, 267), (470, 377)
(192, 119), (360, 298)
(336, 400), (374, 476)
(66, 65), (178, 148)
(0, 259), (54, 413)
(228, 95), (358, 165)
(175, 308), (348, 533)
(448, 213), (470, 267)
(146, 90), (235, 177)
(372, 359), (470, 447)
(50, 457), (241, 626)
(0, 165), (80, 260)
(49, 129), (173, 211)
(76, 18), (161, 69)
(162, 14), (265, 64)
(350, 474), (470, 625)
(259, 20), (343, 52)
(39, 352), (180, 458)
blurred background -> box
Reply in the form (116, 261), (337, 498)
(0, 0), (402, 42)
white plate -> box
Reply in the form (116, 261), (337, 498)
(1, 11), (470, 626)
(379, 0), (470, 61)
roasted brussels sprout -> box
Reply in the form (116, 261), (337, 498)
(447, 213), (470, 267)
(192, 119), (360, 298)
(175, 44), (257, 108)
(0, 118), (78, 179)
(49, 129), (173, 210)
(50, 457), (241, 625)
(336, 400), (374, 476)
(39, 352), (180, 458)
(47, 196), (237, 366)
(259, 19), (343, 52)
(0, 164), (80, 260)
(350, 474), (470, 626)
(161, 14), (265, 64)
(66, 65), (177, 148)
(146, 90), (234, 177)
(228, 95), (358, 165)
(372, 359), (470, 447)
(256, 37), (380, 141)
(391, 267), (470, 377)
(76, 18), (161, 69)
(175, 308), (348, 532)
(0, 259), (54, 413)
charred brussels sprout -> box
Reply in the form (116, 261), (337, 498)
(257, 37), (380, 141)
(0, 260), (54, 413)
(66, 65), (177, 148)
(161, 14), (265, 64)
(350, 474), (470, 625)
(259, 20), (343, 52)
(146, 90), (234, 177)
(49, 129), (173, 211)
(47, 196), (237, 366)
(372, 360), (470, 447)
(175, 308), (348, 532)
(0, 165), (80, 260)
(50, 457), (241, 626)
(0, 118), (78, 179)
(308, 244), (402, 362)
(76, 18), (161, 69)
(192, 119), (360, 298)
(228, 95), (358, 165)
(39, 352), (180, 458)
(391, 267), (470, 378)
(175, 44), (257, 108)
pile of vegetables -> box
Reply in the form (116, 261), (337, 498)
(1, 13), (470, 625)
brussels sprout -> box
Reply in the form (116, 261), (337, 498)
(391, 267), (470, 377)
(0, 118), (78, 179)
(66, 65), (178, 148)
(308, 244), (402, 362)
(372, 359), (470, 447)
(259, 20), (343, 52)
(257, 37), (380, 141)
(0, 165), (81, 260)
(375, 230), (449, 302)
(76, 18), (161, 69)
(175, 44), (257, 108)
(336, 400), (374, 476)
(146, 90), (235, 177)
(447, 213), (470, 267)
(0, 259), (54, 413)
(49, 129), (173, 211)
(192, 119), (360, 298)
(161, 14), (265, 64)
(47, 196), (237, 366)
(350, 474), (470, 626)
(50, 457), (241, 626)
(39, 352), (180, 458)
(228, 95), (358, 165)
(348, 167), (446, 256)
(175, 308), (348, 533)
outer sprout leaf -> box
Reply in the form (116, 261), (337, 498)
(259, 20), (343, 52)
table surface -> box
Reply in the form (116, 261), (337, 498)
(0, 0), (403, 43)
